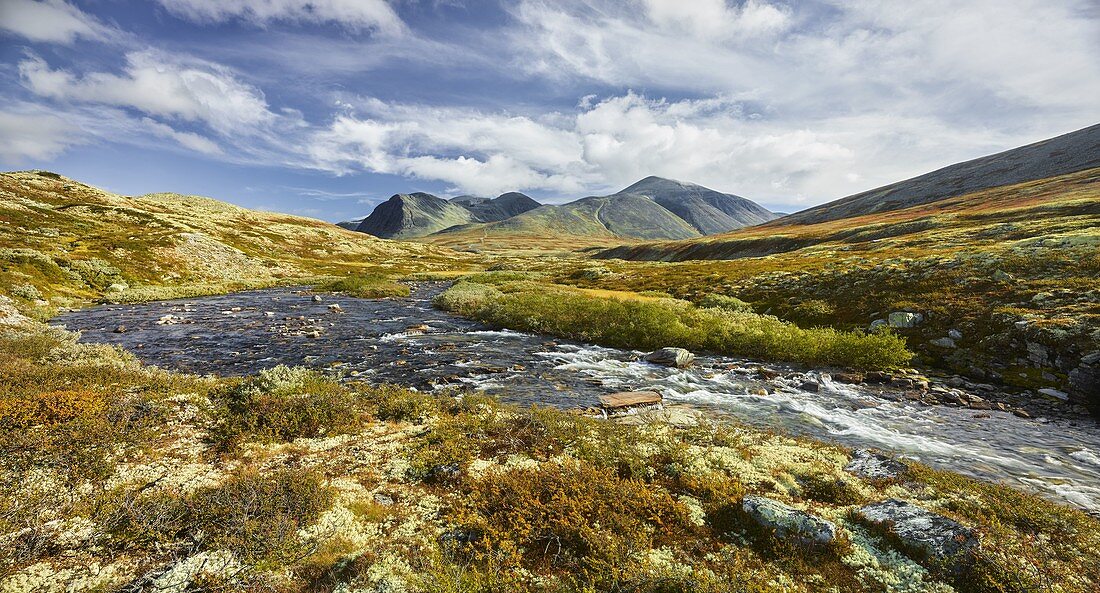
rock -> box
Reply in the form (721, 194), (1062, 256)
(969, 400), (992, 410)
(845, 449), (908, 480)
(327, 304), (343, 313)
(308, 330), (322, 339)
(599, 391), (662, 410)
(757, 367), (781, 380)
(741, 496), (837, 546)
(834, 372), (864, 384)
(888, 312), (924, 328)
(869, 319), (889, 332)
(406, 324), (430, 332)
(113, 325), (127, 334)
(948, 329), (963, 340)
(1012, 408), (1032, 419)
(1038, 388), (1069, 401)
(865, 371), (890, 384)
(800, 379), (820, 392)
(1082, 351), (1100, 366)
(156, 314), (181, 325)
(644, 347), (694, 368)
(264, 311), (275, 317)
(991, 269), (1013, 282)
(857, 499), (977, 563)
(312, 295), (323, 303)
(106, 283), (129, 293)
(930, 337), (957, 349)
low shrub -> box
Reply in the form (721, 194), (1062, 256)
(697, 293), (753, 313)
(435, 282), (912, 369)
(0, 389), (106, 428)
(207, 365), (369, 451)
(315, 274), (410, 299)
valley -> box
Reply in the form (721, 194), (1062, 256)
(2, 123), (1100, 593)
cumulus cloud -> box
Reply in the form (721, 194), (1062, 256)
(18, 51), (277, 137)
(0, 0), (111, 44)
(155, 0), (406, 35)
(0, 109), (83, 163)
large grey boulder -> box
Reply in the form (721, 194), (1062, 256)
(845, 449), (908, 480)
(742, 496), (837, 546)
(888, 312), (924, 328)
(644, 347), (695, 368)
(857, 499), (977, 562)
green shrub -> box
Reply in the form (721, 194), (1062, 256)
(435, 282), (912, 369)
(698, 293), (753, 313)
(207, 365), (368, 451)
(315, 274), (410, 299)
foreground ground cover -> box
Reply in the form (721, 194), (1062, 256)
(2, 314), (1098, 593)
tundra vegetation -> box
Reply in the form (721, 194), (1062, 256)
(3, 170), (1100, 591)
(3, 322), (1099, 592)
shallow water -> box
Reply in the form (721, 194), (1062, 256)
(52, 284), (1100, 513)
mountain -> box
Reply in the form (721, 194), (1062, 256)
(428, 190), (703, 251)
(355, 192), (476, 239)
(451, 191), (540, 222)
(426, 177), (774, 251)
(620, 176), (778, 233)
(782, 123), (1100, 225)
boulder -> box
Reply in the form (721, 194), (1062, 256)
(327, 304), (343, 313)
(948, 329), (963, 340)
(312, 295), (323, 303)
(1038, 388), (1069, 401)
(599, 390), (662, 410)
(742, 496), (837, 546)
(888, 312), (924, 328)
(845, 449), (908, 480)
(857, 499), (977, 562)
(930, 337), (956, 349)
(869, 319), (888, 332)
(644, 347), (694, 368)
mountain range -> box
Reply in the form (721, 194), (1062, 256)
(351, 177), (779, 245)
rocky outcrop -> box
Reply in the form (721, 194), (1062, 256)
(845, 449), (908, 480)
(857, 499), (977, 563)
(742, 496), (837, 546)
(599, 390), (662, 410)
(644, 347), (694, 368)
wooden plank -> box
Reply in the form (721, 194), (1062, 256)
(599, 391), (662, 409)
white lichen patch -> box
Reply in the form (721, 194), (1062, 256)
(1, 559), (131, 593)
(151, 550), (241, 592)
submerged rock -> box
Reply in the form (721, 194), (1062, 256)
(845, 449), (908, 480)
(644, 347), (694, 368)
(742, 496), (837, 546)
(857, 499), (977, 562)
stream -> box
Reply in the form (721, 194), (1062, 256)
(51, 283), (1100, 514)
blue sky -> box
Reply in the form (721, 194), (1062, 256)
(1, 0), (1098, 222)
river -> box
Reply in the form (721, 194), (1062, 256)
(51, 283), (1100, 514)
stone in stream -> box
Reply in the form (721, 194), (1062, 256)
(312, 295), (323, 303)
(644, 347), (694, 368)
(599, 391), (662, 410)
(845, 449), (908, 480)
(741, 496), (837, 546)
(857, 499), (978, 564)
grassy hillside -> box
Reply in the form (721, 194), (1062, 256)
(354, 192), (477, 239)
(0, 170), (476, 318)
(580, 168), (1100, 407)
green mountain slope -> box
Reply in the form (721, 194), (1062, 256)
(355, 192), (476, 239)
(621, 176), (778, 233)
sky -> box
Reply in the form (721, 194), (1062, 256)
(1, 0), (1098, 222)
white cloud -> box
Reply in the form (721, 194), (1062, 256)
(0, 0), (110, 44)
(19, 51), (277, 137)
(0, 110), (83, 163)
(642, 0), (791, 40)
(142, 118), (223, 155)
(156, 0), (406, 35)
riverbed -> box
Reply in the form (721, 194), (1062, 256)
(52, 283), (1100, 514)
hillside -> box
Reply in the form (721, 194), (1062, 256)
(0, 171), (471, 317)
(622, 176), (778, 233)
(355, 192), (476, 239)
(780, 123), (1100, 225)
(582, 168), (1100, 407)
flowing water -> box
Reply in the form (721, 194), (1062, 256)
(52, 284), (1100, 514)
